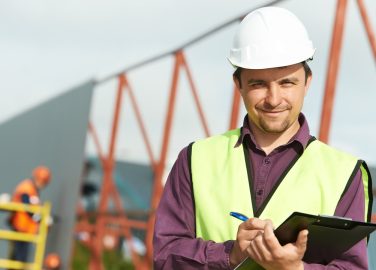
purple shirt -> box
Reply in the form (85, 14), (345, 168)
(153, 114), (368, 269)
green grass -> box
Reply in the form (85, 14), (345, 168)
(71, 241), (90, 270)
(71, 241), (134, 270)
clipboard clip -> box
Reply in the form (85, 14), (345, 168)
(318, 214), (352, 221)
(315, 215), (353, 229)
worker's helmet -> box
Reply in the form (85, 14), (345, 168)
(32, 166), (51, 186)
(228, 7), (315, 69)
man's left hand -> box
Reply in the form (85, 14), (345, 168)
(246, 220), (308, 270)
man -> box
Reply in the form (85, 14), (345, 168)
(9, 166), (51, 262)
(153, 6), (372, 270)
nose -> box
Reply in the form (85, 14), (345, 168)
(265, 83), (282, 107)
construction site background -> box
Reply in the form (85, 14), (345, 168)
(0, 0), (375, 269)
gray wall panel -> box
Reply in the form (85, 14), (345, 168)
(0, 81), (94, 268)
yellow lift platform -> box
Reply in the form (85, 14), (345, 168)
(0, 201), (51, 270)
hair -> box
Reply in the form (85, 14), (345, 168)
(302, 61), (312, 81)
(233, 61), (312, 88)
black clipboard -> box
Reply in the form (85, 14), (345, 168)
(235, 212), (376, 268)
(275, 212), (376, 263)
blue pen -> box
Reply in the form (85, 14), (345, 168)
(229, 211), (249, 222)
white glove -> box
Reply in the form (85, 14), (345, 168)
(32, 213), (41, 222)
(47, 215), (54, 226)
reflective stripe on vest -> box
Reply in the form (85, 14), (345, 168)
(191, 128), (370, 250)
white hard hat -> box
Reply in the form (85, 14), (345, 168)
(228, 7), (315, 69)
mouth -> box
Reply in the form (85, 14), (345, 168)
(259, 109), (286, 117)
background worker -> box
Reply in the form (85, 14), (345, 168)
(9, 165), (51, 262)
(153, 6), (372, 270)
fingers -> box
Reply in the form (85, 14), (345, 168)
(246, 220), (274, 260)
(295, 229), (309, 252)
(238, 218), (274, 248)
(246, 221), (308, 269)
(262, 221), (280, 250)
(235, 218), (264, 249)
(250, 221), (280, 260)
(241, 218), (268, 230)
(236, 218), (266, 249)
(248, 230), (269, 261)
(232, 218), (266, 267)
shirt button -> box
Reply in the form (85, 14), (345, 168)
(264, 158), (270, 164)
(257, 189), (263, 196)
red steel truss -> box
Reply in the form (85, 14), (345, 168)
(75, 0), (376, 269)
(319, 0), (376, 142)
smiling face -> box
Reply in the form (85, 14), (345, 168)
(234, 63), (312, 136)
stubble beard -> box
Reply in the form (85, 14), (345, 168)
(258, 117), (291, 134)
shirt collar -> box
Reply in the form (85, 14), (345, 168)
(235, 113), (311, 150)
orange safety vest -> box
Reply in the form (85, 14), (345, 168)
(10, 179), (40, 234)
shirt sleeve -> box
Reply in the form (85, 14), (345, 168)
(304, 169), (369, 270)
(153, 147), (234, 270)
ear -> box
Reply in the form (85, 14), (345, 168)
(304, 74), (312, 96)
(233, 74), (241, 91)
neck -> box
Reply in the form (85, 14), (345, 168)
(250, 120), (300, 155)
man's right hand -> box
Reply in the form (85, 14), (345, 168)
(229, 218), (267, 268)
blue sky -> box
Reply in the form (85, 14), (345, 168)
(0, 0), (375, 167)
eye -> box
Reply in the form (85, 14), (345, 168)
(248, 82), (265, 88)
(280, 80), (296, 87)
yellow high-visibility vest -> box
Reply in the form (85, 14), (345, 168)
(191, 128), (371, 269)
